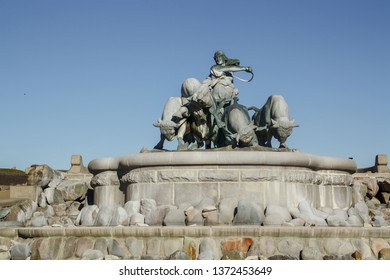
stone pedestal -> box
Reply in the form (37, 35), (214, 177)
(88, 150), (356, 210)
(123, 166), (353, 209)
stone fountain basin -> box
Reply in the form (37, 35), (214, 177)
(88, 150), (356, 209)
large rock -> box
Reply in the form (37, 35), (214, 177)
(198, 238), (221, 260)
(163, 209), (186, 226)
(264, 204), (292, 226)
(94, 206), (115, 226)
(291, 200), (328, 226)
(145, 205), (176, 226)
(77, 205), (99, 226)
(57, 180), (89, 201)
(277, 238), (304, 259)
(110, 206), (129, 226)
(359, 177), (379, 198)
(232, 199), (264, 225)
(10, 243), (31, 260)
(26, 165), (53, 187)
(124, 201), (141, 217)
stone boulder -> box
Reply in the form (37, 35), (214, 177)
(26, 164), (63, 188)
(232, 199), (264, 225)
(57, 180), (89, 201)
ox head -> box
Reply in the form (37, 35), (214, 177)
(153, 118), (178, 141)
(234, 124), (258, 147)
(270, 118), (299, 146)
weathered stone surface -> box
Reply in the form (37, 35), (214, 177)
(0, 251), (11, 260)
(378, 248), (390, 260)
(205, 212), (225, 226)
(268, 255), (297, 260)
(198, 170), (239, 182)
(26, 164), (54, 188)
(94, 206), (115, 226)
(168, 250), (191, 260)
(184, 237), (199, 260)
(124, 200), (141, 217)
(158, 170), (197, 182)
(146, 238), (161, 257)
(277, 238), (304, 259)
(140, 199), (157, 216)
(293, 200), (327, 226)
(323, 254), (354, 260)
(372, 216), (389, 227)
(218, 198), (238, 224)
(198, 238), (220, 260)
(324, 239), (354, 257)
(75, 237), (95, 258)
(121, 169), (157, 184)
(93, 238), (108, 255)
(353, 201), (370, 223)
(326, 213), (347, 227)
(10, 243), (31, 260)
(351, 239), (373, 260)
(48, 170), (64, 188)
(300, 247), (323, 260)
(62, 237), (77, 259)
(221, 237), (253, 260)
(359, 177), (379, 198)
(108, 239), (130, 259)
(184, 206), (203, 226)
(110, 206), (129, 226)
(163, 239), (183, 257)
(78, 205), (99, 226)
(146, 205), (176, 226)
(163, 209), (186, 226)
(129, 213), (145, 225)
(264, 214), (285, 226)
(0, 208), (10, 219)
(37, 238), (62, 260)
(94, 185), (124, 208)
(31, 213), (48, 227)
(5, 204), (25, 223)
(345, 214), (364, 227)
(91, 171), (120, 187)
(52, 203), (67, 217)
(126, 237), (144, 257)
(57, 180), (89, 201)
(81, 249), (104, 260)
(371, 239), (390, 257)
(232, 199), (264, 225)
(44, 187), (64, 204)
(378, 178), (390, 192)
(265, 204), (292, 222)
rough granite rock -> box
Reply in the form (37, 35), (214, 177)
(232, 199), (264, 225)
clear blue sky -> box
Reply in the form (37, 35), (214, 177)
(1, 0), (389, 170)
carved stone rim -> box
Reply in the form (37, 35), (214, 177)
(88, 150), (357, 174)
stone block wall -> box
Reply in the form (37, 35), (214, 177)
(122, 166), (353, 210)
(0, 227), (389, 260)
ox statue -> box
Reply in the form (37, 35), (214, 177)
(249, 95), (298, 148)
(153, 96), (192, 150)
(222, 101), (258, 147)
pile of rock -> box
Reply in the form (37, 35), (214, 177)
(0, 164), (91, 227)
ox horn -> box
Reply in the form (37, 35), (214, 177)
(291, 119), (299, 127)
(153, 117), (162, 127)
